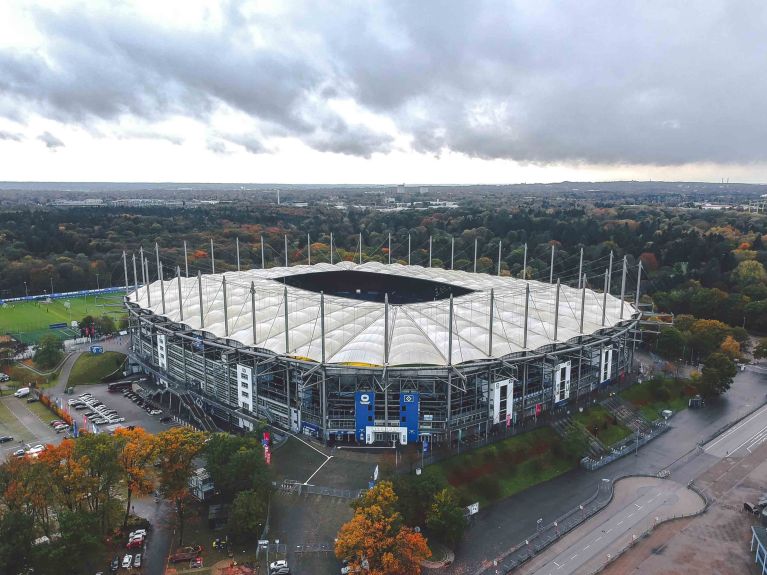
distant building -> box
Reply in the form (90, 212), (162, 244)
(397, 184), (405, 195)
(420, 187), (429, 194)
(189, 467), (215, 501)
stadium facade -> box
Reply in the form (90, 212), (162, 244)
(126, 261), (640, 445)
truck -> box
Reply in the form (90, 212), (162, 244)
(14, 387), (30, 398)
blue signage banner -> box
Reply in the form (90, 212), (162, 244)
(355, 391), (375, 443)
(399, 392), (420, 443)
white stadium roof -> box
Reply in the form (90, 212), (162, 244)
(128, 261), (636, 367)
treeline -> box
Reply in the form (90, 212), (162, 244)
(0, 427), (271, 574)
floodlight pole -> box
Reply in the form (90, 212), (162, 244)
(473, 238), (478, 273)
(307, 234), (311, 265)
(634, 260), (642, 308)
(384, 293), (389, 365)
(554, 278), (560, 341)
(429, 236), (432, 268)
(176, 266), (183, 322)
(408, 234), (411, 265)
(222, 275), (229, 337)
(450, 236), (455, 270)
(497, 240), (502, 276)
(145, 258), (151, 307)
(359, 232), (363, 265)
(261, 235), (265, 269)
(602, 268), (608, 327)
(284, 235), (288, 267)
(156, 243), (166, 314)
(523, 284), (530, 348)
(320, 291), (327, 443)
(184, 240), (189, 277)
(140, 248), (147, 305)
(388, 233), (392, 265)
(330, 232), (334, 265)
(198, 271), (204, 329)
(210, 238), (215, 275)
(447, 295), (454, 432)
(488, 289), (494, 356)
(283, 285), (290, 354)
(549, 244), (555, 284)
(620, 255), (627, 319)
(607, 251), (614, 295)
(251, 282), (257, 345)
(132, 253), (139, 299)
(236, 237), (241, 272)
(123, 251), (129, 292)
(320, 292), (326, 364)
(522, 243), (528, 279)
(580, 274), (587, 334)
(577, 247), (583, 289)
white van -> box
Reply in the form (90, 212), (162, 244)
(14, 387), (30, 398)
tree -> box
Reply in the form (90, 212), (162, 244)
(95, 314), (116, 335)
(115, 427), (157, 527)
(228, 489), (269, 542)
(33, 334), (63, 370)
(754, 338), (767, 360)
(392, 468), (447, 526)
(73, 432), (124, 533)
(699, 352), (738, 398)
(204, 432), (270, 501)
(156, 426), (207, 545)
(336, 481), (429, 575)
(719, 335), (741, 360)
(656, 327), (685, 360)
(689, 319), (730, 358)
(732, 260), (767, 287)
(0, 510), (34, 575)
(425, 488), (467, 547)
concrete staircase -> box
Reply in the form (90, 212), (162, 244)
(179, 393), (219, 432)
(551, 415), (608, 459)
(601, 396), (653, 435)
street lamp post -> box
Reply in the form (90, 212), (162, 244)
(23, 281), (28, 298)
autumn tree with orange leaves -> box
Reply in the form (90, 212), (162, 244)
(156, 426), (207, 545)
(115, 427), (158, 527)
(335, 481), (429, 575)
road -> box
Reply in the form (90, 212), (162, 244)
(703, 401), (767, 458)
(452, 364), (767, 575)
(520, 477), (704, 575)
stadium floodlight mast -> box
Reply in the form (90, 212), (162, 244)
(144, 257), (151, 307)
(523, 283), (530, 348)
(428, 236), (432, 268)
(549, 244), (555, 284)
(580, 274), (587, 334)
(184, 240), (189, 277)
(408, 234), (411, 265)
(284, 235), (288, 267)
(260, 235), (265, 269)
(497, 240), (502, 276)
(450, 236), (455, 270)
(176, 266), (183, 321)
(473, 238), (478, 273)
(132, 253), (139, 297)
(156, 243), (166, 314)
(122, 251), (129, 292)
(236, 237), (241, 272)
(620, 255), (628, 319)
(388, 233), (392, 265)
(330, 232), (334, 265)
(210, 238), (215, 275)
(522, 242), (528, 280)
(222, 275), (229, 336)
(307, 233), (311, 265)
(359, 232), (363, 264)
(197, 271), (204, 328)
(578, 247), (584, 289)
(554, 278), (561, 341)
(635, 260), (642, 308)
(602, 268), (609, 327)
(250, 281), (257, 345)
(607, 250), (614, 295)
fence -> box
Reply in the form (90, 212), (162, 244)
(0, 286), (126, 305)
(580, 420), (670, 471)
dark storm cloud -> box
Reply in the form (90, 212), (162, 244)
(38, 131), (64, 149)
(1, 1), (765, 164)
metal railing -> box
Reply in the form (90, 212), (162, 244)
(580, 421), (669, 471)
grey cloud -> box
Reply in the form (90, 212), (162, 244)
(0, 130), (23, 141)
(1, 1), (766, 165)
(38, 131), (64, 149)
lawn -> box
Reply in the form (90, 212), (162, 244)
(0, 398), (36, 442)
(0, 292), (126, 344)
(620, 376), (692, 422)
(25, 398), (60, 425)
(68, 351), (127, 386)
(429, 427), (577, 507)
(572, 404), (633, 446)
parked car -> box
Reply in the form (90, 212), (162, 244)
(0, 373), (10, 382)
(0, 435), (13, 443)
(133, 553), (142, 568)
(149, 409), (162, 416)
(121, 554), (133, 568)
(50, 420), (64, 427)
(129, 529), (147, 538)
(26, 396), (38, 403)
(109, 555), (120, 572)
(13, 448), (25, 458)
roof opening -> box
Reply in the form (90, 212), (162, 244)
(275, 270), (474, 304)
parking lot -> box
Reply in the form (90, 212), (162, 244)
(61, 381), (173, 435)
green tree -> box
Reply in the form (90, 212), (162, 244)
(732, 260), (767, 287)
(204, 432), (270, 501)
(754, 338), (767, 360)
(699, 352), (738, 398)
(228, 489), (269, 542)
(392, 468), (447, 526)
(656, 327), (685, 360)
(425, 488), (467, 547)
(33, 334), (63, 370)
(95, 315), (116, 334)
(0, 510), (34, 575)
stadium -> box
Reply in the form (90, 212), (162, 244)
(125, 261), (640, 446)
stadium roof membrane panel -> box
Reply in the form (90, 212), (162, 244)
(128, 261), (636, 367)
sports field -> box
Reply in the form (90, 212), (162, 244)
(0, 293), (126, 344)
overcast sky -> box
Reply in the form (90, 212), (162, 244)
(1, 0), (765, 184)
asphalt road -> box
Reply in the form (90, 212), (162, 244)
(522, 478), (703, 575)
(703, 401), (767, 458)
(451, 364), (767, 575)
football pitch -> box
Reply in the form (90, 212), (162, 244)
(0, 293), (126, 344)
